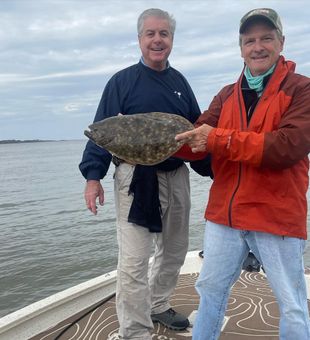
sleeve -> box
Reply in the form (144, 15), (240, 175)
(79, 75), (122, 180)
(206, 128), (264, 167)
(202, 90), (266, 167)
(173, 92), (223, 162)
(206, 80), (310, 169)
(174, 87), (264, 167)
(196, 89), (226, 127)
(262, 81), (310, 168)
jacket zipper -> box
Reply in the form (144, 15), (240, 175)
(228, 81), (245, 227)
(228, 162), (242, 227)
(228, 59), (280, 227)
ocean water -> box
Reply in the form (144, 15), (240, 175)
(0, 140), (309, 318)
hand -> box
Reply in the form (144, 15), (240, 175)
(175, 124), (213, 153)
(84, 180), (104, 215)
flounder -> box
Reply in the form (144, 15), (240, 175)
(84, 112), (194, 165)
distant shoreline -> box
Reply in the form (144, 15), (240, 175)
(0, 139), (84, 145)
(0, 139), (55, 144)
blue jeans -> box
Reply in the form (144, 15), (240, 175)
(193, 221), (310, 340)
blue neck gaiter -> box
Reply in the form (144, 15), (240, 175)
(244, 64), (276, 96)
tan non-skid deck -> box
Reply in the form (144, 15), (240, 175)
(31, 269), (304, 340)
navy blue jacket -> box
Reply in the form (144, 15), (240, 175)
(79, 61), (201, 180)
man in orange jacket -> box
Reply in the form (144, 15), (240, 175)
(175, 8), (310, 340)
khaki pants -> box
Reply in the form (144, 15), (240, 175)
(114, 163), (190, 340)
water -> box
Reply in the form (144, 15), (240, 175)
(0, 140), (309, 318)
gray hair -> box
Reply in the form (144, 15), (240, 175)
(137, 8), (176, 37)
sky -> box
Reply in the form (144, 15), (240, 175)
(1, 0), (309, 140)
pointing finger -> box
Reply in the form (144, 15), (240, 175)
(175, 130), (194, 142)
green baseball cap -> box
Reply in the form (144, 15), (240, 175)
(239, 8), (283, 35)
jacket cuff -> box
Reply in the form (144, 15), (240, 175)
(206, 128), (218, 152)
(86, 169), (102, 181)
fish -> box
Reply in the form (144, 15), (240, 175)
(84, 112), (194, 165)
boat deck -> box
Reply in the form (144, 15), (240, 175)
(31, 268), (305, 340)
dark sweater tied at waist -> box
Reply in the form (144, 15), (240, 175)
(127, 158), (184, 233)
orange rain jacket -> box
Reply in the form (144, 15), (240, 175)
(176, 56), (310, 239)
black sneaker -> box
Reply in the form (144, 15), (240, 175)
(151, 308), (189, 330)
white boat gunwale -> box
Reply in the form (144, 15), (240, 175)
(1, 251), (310, 340)
(0, 251), (202, 340)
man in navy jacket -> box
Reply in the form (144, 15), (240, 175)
(80, 8), (203, 339)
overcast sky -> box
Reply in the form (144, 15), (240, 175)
(1, 0), (309, 140)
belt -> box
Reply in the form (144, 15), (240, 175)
(112, 155), (124, 167)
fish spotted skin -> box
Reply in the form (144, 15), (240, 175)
(84, 112), (194, 165)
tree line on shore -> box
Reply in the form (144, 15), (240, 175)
(0, 139), (52, 144)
